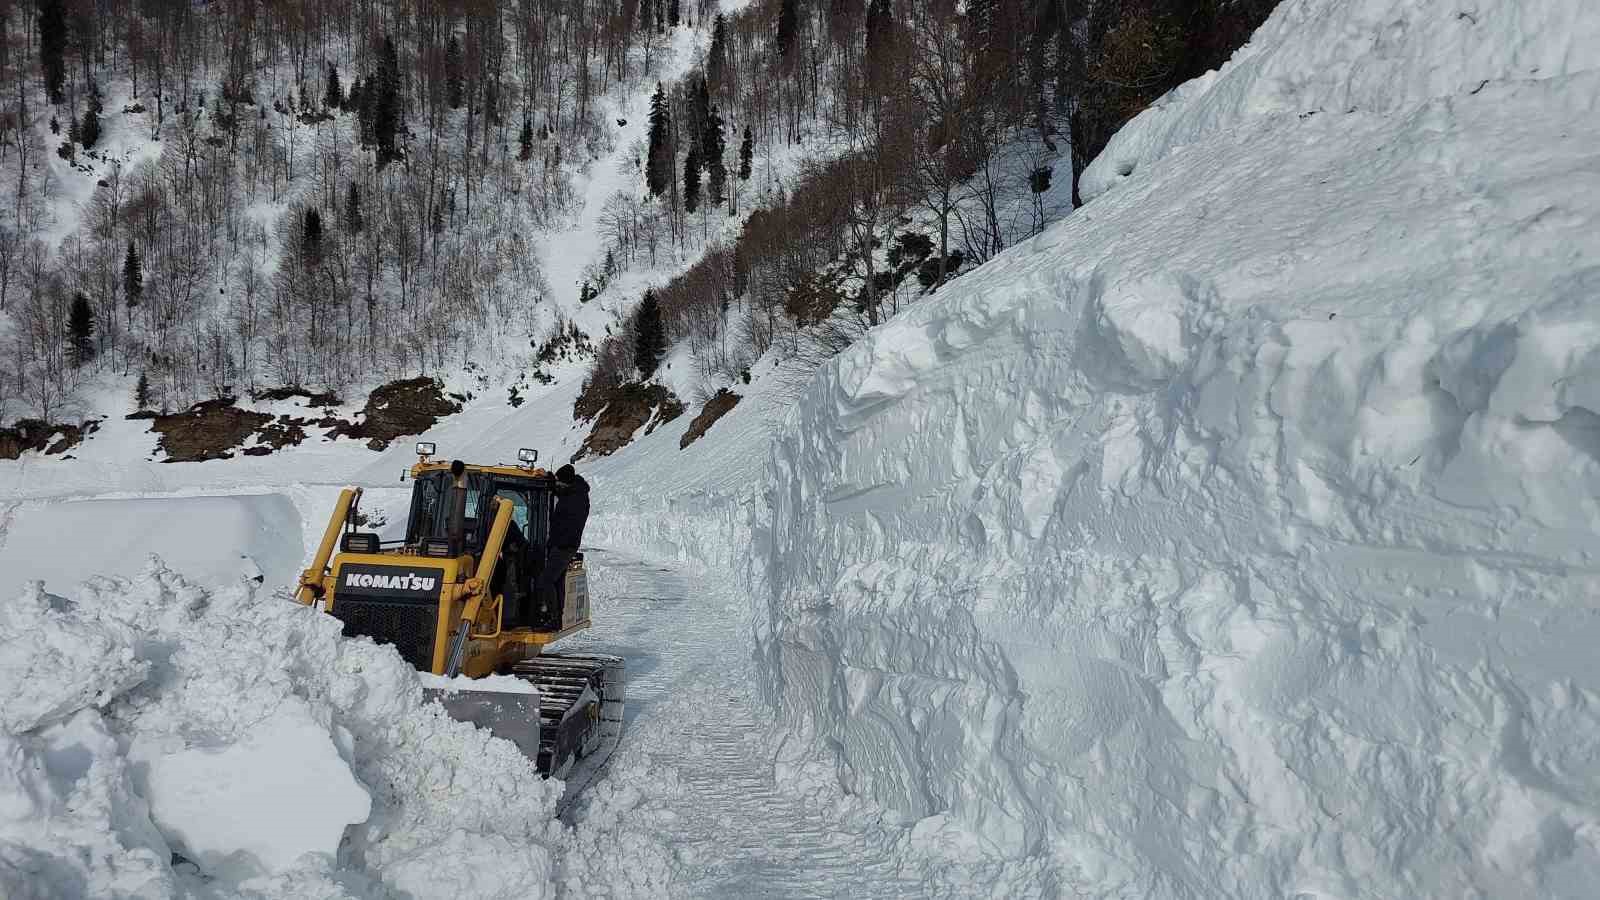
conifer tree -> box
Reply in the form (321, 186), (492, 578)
(123, 242), (143, 309)
(303, 208), (324, 266)
(776, 0), (798, 63)
(134, 372), (151, 410)
(445, 36), (464, 109)
(738, 126), (753, 181)
(345, 183), (363, 233)
(67, 293), (95, 368)
(640, 0), (655, 33)
(646, 84), (672, 197)
(518, 117), (535, 161)
(79, 107), (100, 149)
(684, 148), (701, 214)
(689, 79), (711, 160)
(39, 0), (67, 105)
(374, 37), (402, 167)
(670, 0), (681, 28)
(634, 290), (666, 378)
(325, 63), (342, 109)
(706, 106), (727, 206)
(708, 15), (729, 92)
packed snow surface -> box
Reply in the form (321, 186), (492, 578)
(755, 0), (1600, 896)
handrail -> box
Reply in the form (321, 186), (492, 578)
(295, 487), (361, 605)
(443, 497), (514, 675)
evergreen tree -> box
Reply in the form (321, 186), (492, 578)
(303, 208), (324, 266)
(776, 0), (798, 63)
(706, 106), (727, 206)
(484, 80), (500, 124)
(374, 37), (402, 167)
(518, 117), (535, 161)
(134, 372), (151, 410)
(865, 0), (895, 65)
(66, 292), (95, 368)
(445, 36), (464, 109)
(324, 63), (343, 109)
(640, 0), (655, 33)
(79, 107), (100, 149)
(684, 148), (701, 214)
(123, 242), (143, 309)
(708, 15), (729, 92)
(39, 0), (67, 105)
(738, 126), (753, 181)
(646, 84), (672, 197)
(355, 78), (375, 145)
(689, 78), (710, 160)
(345, 183), (363, 233)
(344, 76), (361, 113)
(633, 290), (666, 378)
(669, 0), (680, 28)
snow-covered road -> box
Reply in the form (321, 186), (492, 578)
(555, 548), (1021, 898)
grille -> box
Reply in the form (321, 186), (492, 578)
(331, 596), (439, 671)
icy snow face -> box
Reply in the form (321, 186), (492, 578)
(0, 562), (562, 898)
(1081, 0), (1600, 202)
(757, 0), (1600, 895)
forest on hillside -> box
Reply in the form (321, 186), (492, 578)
(0, 0), (1274, 427)
(574, 0), (1278, 409)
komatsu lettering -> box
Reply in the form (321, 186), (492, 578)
(343, 572), (437, 591)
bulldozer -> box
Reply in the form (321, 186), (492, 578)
(294, 443), (622, 782)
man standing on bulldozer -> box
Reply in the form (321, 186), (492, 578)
(535, 464), (590, 627)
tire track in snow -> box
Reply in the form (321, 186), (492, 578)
(557, 549), (937, 898)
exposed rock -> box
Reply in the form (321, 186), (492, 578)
(0, 419), (100, 460)
(151, 400), (272, 463)
(573, 382), (684, 462)
(679, 390), (742, 450)
(330, 377), (461, 451)
(254, 386), (343, 407)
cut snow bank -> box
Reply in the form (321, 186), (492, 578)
(0, 562), (562, 898)
(757, 0), (1600, 895)
(0, 493), (305, 601)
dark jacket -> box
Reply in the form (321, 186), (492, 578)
(548, 474), (590, 550)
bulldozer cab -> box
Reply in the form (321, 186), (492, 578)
(401, 464), (568, 628)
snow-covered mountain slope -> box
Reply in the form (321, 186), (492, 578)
(752, 0), (1600, 896)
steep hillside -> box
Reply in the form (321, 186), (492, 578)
(752, 0), (1600, 895)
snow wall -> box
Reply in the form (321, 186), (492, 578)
(755, 0), (1600, 895)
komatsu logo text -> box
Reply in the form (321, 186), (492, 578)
(344, 572), (436, 591)
(337, 564), (445, 598)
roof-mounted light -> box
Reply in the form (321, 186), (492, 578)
(518, 448), (538, 467)
(416, 442), (436, 459)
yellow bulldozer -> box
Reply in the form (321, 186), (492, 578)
(295, 443), (622, 781)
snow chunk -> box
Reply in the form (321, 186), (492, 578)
(134, 703), (371, 880)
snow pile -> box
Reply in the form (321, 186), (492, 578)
(757, 0), (1600, 895)
(0, 561), (562, 898)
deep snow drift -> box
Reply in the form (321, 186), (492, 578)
(754, 0), (1600, 896)
(0, 563), (562, 898)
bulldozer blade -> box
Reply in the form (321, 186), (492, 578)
(423, 683), (543, 761)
